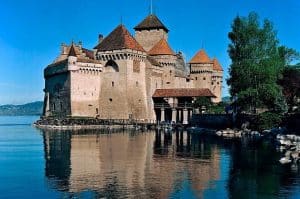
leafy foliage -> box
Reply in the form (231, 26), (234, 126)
(193, 97), (212, 108)
(278, 66), (300, 111)
(252, 112), (283, 131)
(227, 12), (286, 113)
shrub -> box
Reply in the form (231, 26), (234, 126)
(252, 112), (283, 131)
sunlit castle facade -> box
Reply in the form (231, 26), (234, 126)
(42, 14), (223, 123)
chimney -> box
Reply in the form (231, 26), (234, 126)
(98, 34), (104, 43)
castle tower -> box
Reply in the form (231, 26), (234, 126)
(43, 42), (102, 118)
(95, 25), (149, 120)
(134, 14), (169, 51)
(148, 38), (177, 89)
(189, 49), (213, 91)
(211, 58), (223, 103)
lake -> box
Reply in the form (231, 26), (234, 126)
(0, 116), (300, 199)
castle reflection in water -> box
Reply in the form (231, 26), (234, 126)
(42, 130), (222, 198)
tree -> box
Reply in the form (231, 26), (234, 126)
(193, 97), (212, 109)
(278, 66), (300, 110)
(227, 12), (286, 113)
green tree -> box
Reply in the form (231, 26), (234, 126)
(227, 12), (286, 113)
(193, 97), (212, 109)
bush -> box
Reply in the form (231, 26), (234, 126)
(252, 112), (283, 131)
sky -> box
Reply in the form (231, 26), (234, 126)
(0, 0), (300, 105)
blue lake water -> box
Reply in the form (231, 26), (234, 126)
(0, 116), (300, 198)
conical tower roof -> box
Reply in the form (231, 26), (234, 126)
(212, 58), (223, 71)
(68, 43), (80, 57)
(94, 25), (145, 52)
(134, 14), (169, 32)
(189, 49), (211, 63)
(148, 39), (175, 55)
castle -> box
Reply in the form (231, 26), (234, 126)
(42, 14), (223, 123)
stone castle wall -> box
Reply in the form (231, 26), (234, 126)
(44, 72), (71, 117)
(70, 70), (101, 117)
(135, 29), (168, 51)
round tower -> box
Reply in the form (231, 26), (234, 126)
(189, 49), (213, 90)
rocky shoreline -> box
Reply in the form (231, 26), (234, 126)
(214, 126), (300, 166)
(33, 117), (155, 130)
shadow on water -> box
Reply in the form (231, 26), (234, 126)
(40, 129), (300, 198)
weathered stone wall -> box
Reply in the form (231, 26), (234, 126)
(70, 70), (101, 117)
(44, 71), (71, 117)
(211, 70), (223, 103)
(98, 59), (130, 119)
(145, 62), (164, 120)
(126, 58), (150, 120)
(135, 29), (168, 51)
(190, 63), (213, 90)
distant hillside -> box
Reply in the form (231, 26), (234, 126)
(0, 101), (43, 116)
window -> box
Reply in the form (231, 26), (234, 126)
(195, 77), (198, 80)
(203, 77), (206, 80)
(109, 98), (112, 102)
(112, 82), (114, 87)
(96, 108), (99, 114)
(136, 81), (138, 87)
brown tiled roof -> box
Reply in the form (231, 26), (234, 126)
(148, 39), (175, 55)
(82, 48), (95, 59)
(152, 88), (216, 98)
(134, 14), (169, 32)
(77, 58), (101, 64)
(94, 25), (145, 52)
(212, 58), (223, 71)
(189, 49), (211, 64)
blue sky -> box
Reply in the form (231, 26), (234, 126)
(0, 0), (299, 105)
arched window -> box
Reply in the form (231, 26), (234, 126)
(105, 60), (119, 72)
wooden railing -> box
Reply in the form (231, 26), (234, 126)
(154, 103), (193, 109)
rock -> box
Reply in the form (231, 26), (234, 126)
(279, 157), (292, 164)
(216, 131), (223, 136)
(285, 150), (292, 158)
(279, 139), (292, 146)
(241, 121), (250, 130)
(291, 152), (300, 160)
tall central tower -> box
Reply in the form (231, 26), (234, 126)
(134, 14), (169, 51)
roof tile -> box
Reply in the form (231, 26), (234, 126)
(148, 39), (175, 55)
(134, 14), (168, 32)
(189, 49), (211, 63)
(94, 25), (145, 52)
(212, 58), (223, 71)
(152, 88), (216, 98)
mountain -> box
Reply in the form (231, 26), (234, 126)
(0, 101), (43, 116)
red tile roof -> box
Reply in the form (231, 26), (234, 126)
(134, 14), (169, 32)
(212, 58), (223, 71)
(94, 25), (145, 52)
(152, 88), (216, 98)
(189, 49), (211, 64)
(82, 48), (95, 59)
(148, 39), (175, 55)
